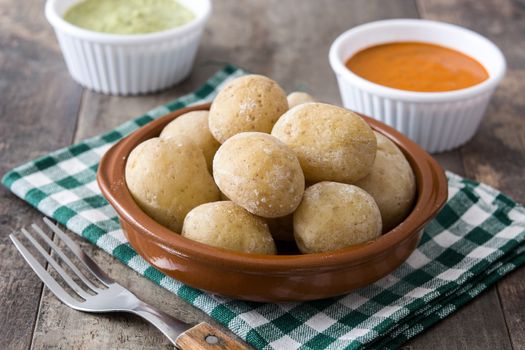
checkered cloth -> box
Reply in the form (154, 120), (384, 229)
(3, 65), (525, 350)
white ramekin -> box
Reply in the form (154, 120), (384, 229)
(46, 0), (211, 95)
(329, 19), (506, 153)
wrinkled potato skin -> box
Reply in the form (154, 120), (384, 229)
(182, 201), (276, 254)
(160, 110), (220, 172)
(294, 182), (382, 254)
(272, 103), (376, 183)
(125, 138), (219, 233)
(209, 75), (288, 143)
(213, 132), (305, 218)
(355, 132), (416, 232)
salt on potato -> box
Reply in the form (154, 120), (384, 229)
(294, 182), (382, 254)
(182, 201), (276, 254)
(213, 132), (305, 218)
(287, 91), (315, 109)
(355, 132), (416, 232)
(160, 110), (220, 172)
(125, 137), (220, 233)
(271, 103), (376, 184)
(209, 75), (288, 143)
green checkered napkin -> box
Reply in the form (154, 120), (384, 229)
(3, 65), (525, 350)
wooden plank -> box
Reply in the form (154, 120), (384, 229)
(403, 289), (513, 350)
(417, 0), (525, 349)
(29, 0), (422, 349)
(0, 0), (83, 348)
(196, 0), (422, 105)
(497, 267), (525, 350)
(434, 152), (465, 176)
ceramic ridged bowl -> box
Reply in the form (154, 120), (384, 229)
(97, 103), (448, 302)
(45, 0), (211, 95)
(329, 19), (506, 153)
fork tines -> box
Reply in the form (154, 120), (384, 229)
(9, 218), (113, 308)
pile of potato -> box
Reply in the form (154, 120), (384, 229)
(125, 75), (416, 255)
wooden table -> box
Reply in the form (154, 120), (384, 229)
(1, 0), (524, 349)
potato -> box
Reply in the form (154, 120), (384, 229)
(271, 103), (376, 183)
(294, 182), (382, 253)
(182, 201), (276, 254)
(287, 91), (315, 109)
(125, 138), (220, 233)
(355, 132), (416, 232)
(213, 132), (305, 218)
(209, 75), (288, 143)
(160, 110), (220, 172)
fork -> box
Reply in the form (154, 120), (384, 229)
(10, 217), (248, 350)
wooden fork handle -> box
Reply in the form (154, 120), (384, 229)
(176, 322), (250, 350)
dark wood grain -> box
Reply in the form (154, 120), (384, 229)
(403, 289), (513, 350)
(200, 0), (421, 105)
(0, 0), (83, 349)
(497, 268), (525, 350)
(433, 152), (465, 176)
(418, 0), (525, 349)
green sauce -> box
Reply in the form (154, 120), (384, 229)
(63, 0), (195, 35)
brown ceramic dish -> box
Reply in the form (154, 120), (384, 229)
(97, 103), (448, 302)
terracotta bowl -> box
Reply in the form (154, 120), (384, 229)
(97, 103), (448, 302)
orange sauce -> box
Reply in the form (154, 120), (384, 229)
(345, 42), (489, 92)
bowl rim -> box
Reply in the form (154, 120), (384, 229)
(45, 0), (212, 44)
(328, 18), (506, 102)
(97, 103), (448, 273)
